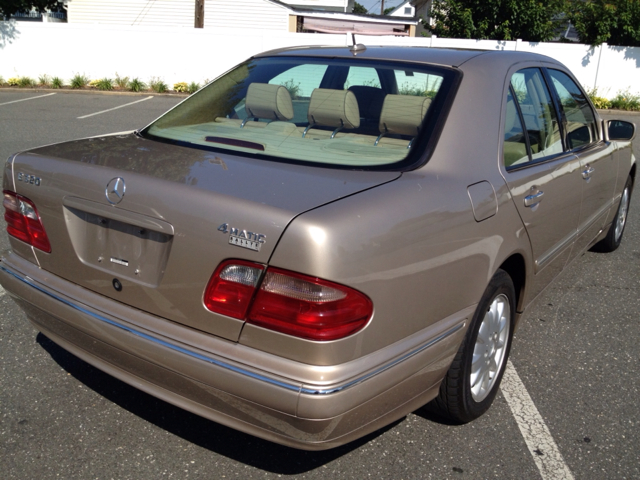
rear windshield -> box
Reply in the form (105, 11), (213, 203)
(143, 56), (458, 169)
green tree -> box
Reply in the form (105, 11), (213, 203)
(566, 0), (640, 46)
(0, 0), (63, 18)
(352, 1), (369, 14)
(427, 0), (567, 42)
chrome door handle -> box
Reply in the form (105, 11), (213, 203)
(582, 166), (595, 179)
(524, 191), (544, 207)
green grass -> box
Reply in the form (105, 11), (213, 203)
(51, 77), (64, 89)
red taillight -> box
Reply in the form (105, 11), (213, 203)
(204, 261), (373, 341)
(203, 260), (265, 319)
(248, 268), (373, 341)
(3, 190), (51, 253)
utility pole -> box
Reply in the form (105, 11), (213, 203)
(380, 0), (385, 15)
(194, 0), (204, 28)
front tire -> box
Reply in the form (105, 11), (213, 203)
(431, 269), (515, 423)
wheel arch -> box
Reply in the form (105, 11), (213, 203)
(497, 254), (526, 314)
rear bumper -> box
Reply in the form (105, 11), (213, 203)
(0, 253), (470, 450)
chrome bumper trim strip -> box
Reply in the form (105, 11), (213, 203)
(0, 262), (464, 396)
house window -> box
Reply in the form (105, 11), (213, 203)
(405, 7), (412, 15)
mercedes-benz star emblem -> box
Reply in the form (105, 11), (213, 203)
(105, 177), (126, 205)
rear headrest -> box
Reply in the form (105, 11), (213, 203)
(308, 89), (360, 129)
(245, 83), (294, 121)
(379, 95), (431, 136)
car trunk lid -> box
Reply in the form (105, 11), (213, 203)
(9, 133), (399, 341)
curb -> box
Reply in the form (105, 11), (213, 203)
(597, 109), (640, 117)
(0, 87), (190, 98)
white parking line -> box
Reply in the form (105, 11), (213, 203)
(0, 92), (56, 106)
(0, 284), (5, 297)
(78, 96), (154, 119)
(501, 361), (575, 480)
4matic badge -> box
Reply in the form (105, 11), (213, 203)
(218, 223), (266, 252)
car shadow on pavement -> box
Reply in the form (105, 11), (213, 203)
(413, 404), (466, 426)
(36, 332), (398, 473)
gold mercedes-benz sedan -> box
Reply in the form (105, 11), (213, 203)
(1, 45), (635, 450)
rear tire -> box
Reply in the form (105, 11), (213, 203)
(430, 269), (515, 423)
(593, 176), (633, 253)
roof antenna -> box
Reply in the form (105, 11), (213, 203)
(349, 33), (366, 55)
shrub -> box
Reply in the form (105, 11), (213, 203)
(586, 87), (611, 109)
(128, 78), (146, 92)
(88, 79), (100, 88)
(38, 74), (51, 87)
(18, 76), (35, 87)
(51, 77), (64, 89)
(590, 95), (611, 110)
(173, 82), (188, 93)
(188, 81), (200, 94)
(609, 89), (640, 111)
(8, 77), (20, 86)
(149, 78), (168, 93)
(280, 79), (301, 99)
(0, 76), (5, 86)
(115, 73), (129, 89)
(70, 74), (89, 89)
(96, 78), (114, 91)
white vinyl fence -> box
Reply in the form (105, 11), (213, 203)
(1, 21), (638, 98)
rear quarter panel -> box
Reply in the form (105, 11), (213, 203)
(241, 54), (534, 365)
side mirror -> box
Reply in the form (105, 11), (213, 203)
(607, 120), (636, 141)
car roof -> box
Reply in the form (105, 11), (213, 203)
(255, 45), (560, 69)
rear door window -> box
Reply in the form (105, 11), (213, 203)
(504, 68), (563, 167)
(547, 69), (598, 149)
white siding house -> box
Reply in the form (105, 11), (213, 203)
(409, 0), (432, 35)
(204, 0), (291, 31)
(66, 0), (357, 28)
(64, 0), (414, 35)
(278, 0), (354, 12)
(67, 0), (196, 27)
(388, 1), (415, 18)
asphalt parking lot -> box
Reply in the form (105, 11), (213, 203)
(1, 90), (639, 480)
